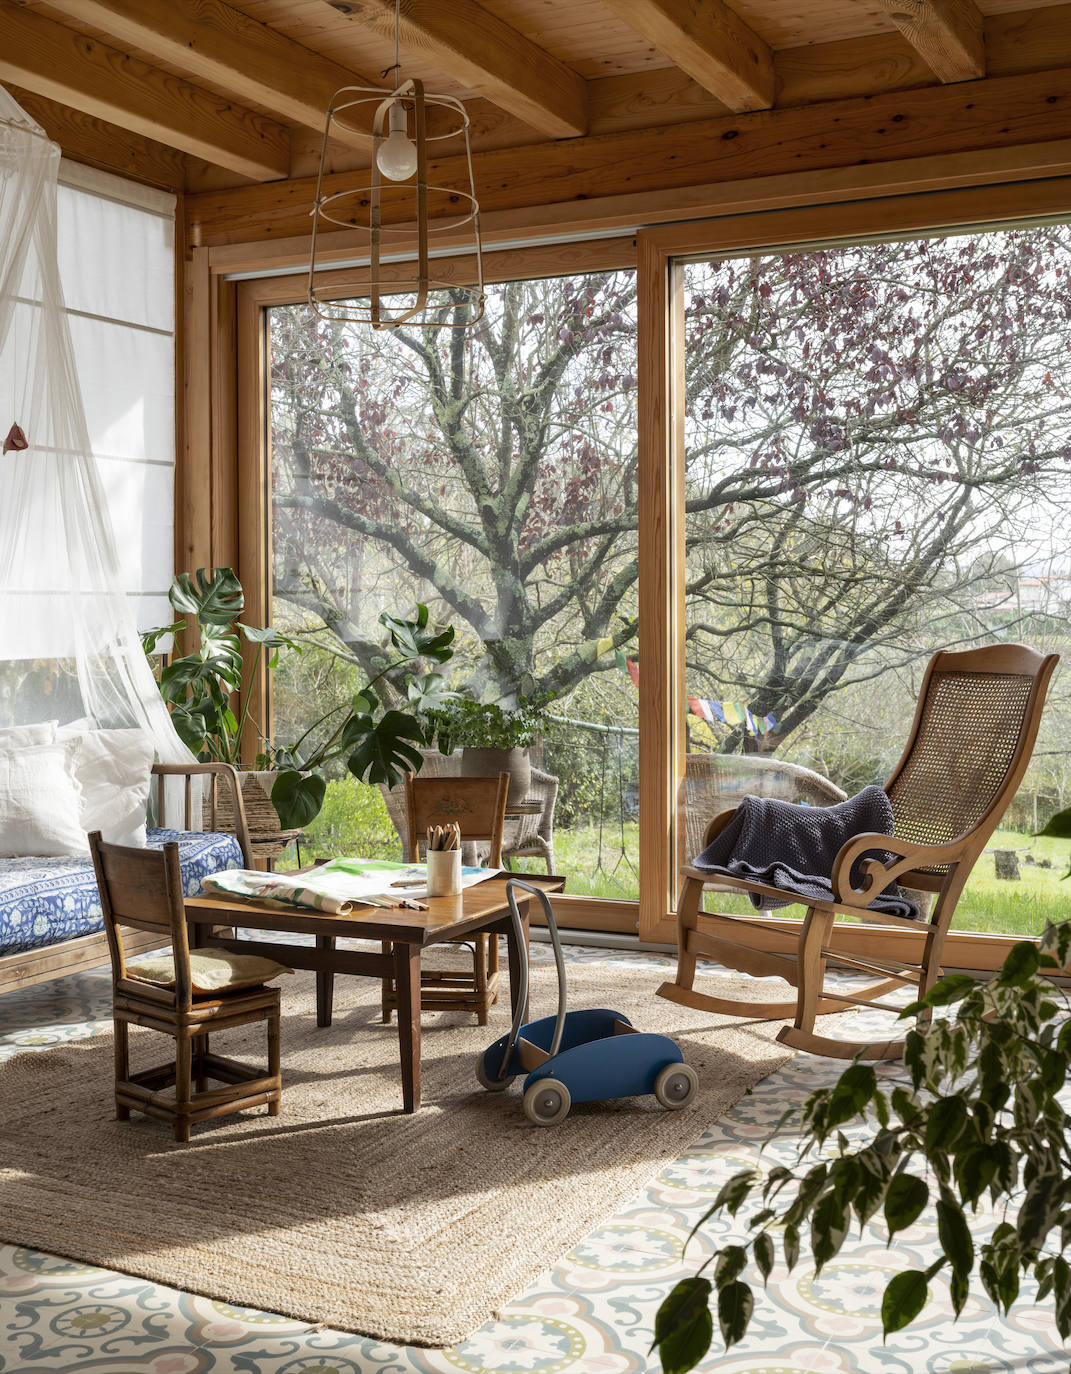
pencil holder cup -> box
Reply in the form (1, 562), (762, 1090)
(426, 847), (462, 897)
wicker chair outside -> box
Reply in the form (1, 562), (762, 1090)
(661, 643), (1059, 1062)
(681, 753), (847, 864)
(380, 749), (557, 873)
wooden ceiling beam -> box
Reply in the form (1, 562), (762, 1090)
(599, 0), (774, 112)
(33, 0), (376, 149)
(7, 84), (187, 190)
(0, 4), (289, 179)
(339, 0), (588, 139)
(185, 63), (1071, 248)
(877, 0), (985, 83)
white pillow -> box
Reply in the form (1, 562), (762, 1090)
(0, 744), (87, 857)
(0, 721), (57, 749)
(65, 729), (155, 847)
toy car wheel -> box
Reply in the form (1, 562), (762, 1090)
(523, 1078), (572, 1126)
(654, 1062), (698, 1110)
(476, 1056), (511, 1092)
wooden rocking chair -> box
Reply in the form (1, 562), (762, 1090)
(658, 643), (1059, 1060)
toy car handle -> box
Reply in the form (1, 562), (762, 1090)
(501, 878), (568, 1075)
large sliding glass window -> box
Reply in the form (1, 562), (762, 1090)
(267, 270), (639, 892)
(679, 225), (1070, 936)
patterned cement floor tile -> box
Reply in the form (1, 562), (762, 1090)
(2, 951), (1070, 1374)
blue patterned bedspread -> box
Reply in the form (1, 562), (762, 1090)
(0, 829), (245, 957)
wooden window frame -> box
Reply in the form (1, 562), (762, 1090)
(231, 236), (642, 934)
(636, 174), (1071, 969)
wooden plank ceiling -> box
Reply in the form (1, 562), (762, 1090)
(2, 0), (1071, 224)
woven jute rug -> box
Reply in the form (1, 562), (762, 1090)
(0, 959), (792, 1346)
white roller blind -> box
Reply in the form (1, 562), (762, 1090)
(57, 161), (176, 632)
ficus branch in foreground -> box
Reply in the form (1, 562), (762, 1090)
(652, 920), (1071, 1373)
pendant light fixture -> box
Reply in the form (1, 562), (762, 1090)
(307, 0), (485, 331)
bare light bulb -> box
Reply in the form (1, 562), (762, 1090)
(377, 100), (418, 181)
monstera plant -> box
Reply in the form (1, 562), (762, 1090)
(142, 567), (295, 765)
(653, 912), (1071, 1373)
(144, 569), (456, 830)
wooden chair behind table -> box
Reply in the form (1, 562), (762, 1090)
(89, 831), (284, 1142)
(660, 643), (1059, 1061)
(381, 772), (510, 1026)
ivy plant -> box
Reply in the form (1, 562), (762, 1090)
(652, 917), (1071, 1373)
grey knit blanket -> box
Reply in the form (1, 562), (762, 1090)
(691, 784), (919, 920)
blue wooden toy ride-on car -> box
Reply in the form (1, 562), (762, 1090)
(476, 878), (699, 1126)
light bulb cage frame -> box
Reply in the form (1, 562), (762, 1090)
(307, 80), (486, 331)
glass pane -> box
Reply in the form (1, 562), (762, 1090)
(268, 273), (639, 892)
(682, 227), (1070, 933)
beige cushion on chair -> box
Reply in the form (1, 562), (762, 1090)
(128, 947), (293, 994)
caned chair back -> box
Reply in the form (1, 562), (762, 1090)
(88, 831), (194, 1007)
(403, 773), (509, 867)
(884, 644), (1059, 874)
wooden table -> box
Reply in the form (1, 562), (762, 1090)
(183, 873), (564, 1113)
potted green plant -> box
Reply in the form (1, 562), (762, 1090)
(262, 603), (457, 828)
(429, 695), (553, 805)
(144, 568), (457, 833)
(142, 568), (299, 839)
(651, 898), (1071, 1371)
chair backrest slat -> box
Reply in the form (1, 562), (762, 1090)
(884, 644), (1058, 866)
(89, 832), (192, 1007)
(403, 772), (509, 867)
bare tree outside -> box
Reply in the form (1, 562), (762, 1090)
(268, 227), (1071, 923)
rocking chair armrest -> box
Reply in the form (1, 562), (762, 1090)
(831, 831), (970, 909)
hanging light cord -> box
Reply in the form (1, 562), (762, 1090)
(381, 0), (400, 85)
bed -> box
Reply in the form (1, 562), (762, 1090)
(0, 762), (253, 996)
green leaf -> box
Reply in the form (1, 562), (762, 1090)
(922, 973), (978, 1006)
(884, 1173), (928, 1237)
(953, 1144), (998, 1207)
(782, 1224), (800, 1271)
(924, 1096), (969, 1154)
(753, 1233), (774, 1284)
(950, 1268), (968, 1318)
(824, 1063), (877, 1130)
(242, 624), (299, 652)
(169, 567), (243, 626)
(714, 1246), (747, 1287)
(345, 710), (426, 788)
(270, 770), (327, 830)
(712, 1169), (758, 1218)
(1038, 806), (1071, 839)
(407, 672), (457, 715)
(379, 606), (455, 665)
(1016, 1172), (1063, 1251)
(936, 1192), (974, 1278)
(352, 687), (379, 715)
(996, 941), (1041, 988)
(811, 1192), (848, 1273)
(881, 1270), (930, 1337)
(716, 1281), (754, 1349)
(141, 620), (186, 655)
(652, 1277), (712, 1374)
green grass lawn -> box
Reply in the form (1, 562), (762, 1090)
(506, 822), (1071, 937)
(286, 781), (1070, 937)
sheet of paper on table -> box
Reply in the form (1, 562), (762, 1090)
(199, 858), (501, 914)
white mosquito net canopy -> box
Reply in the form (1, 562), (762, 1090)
(0, 85), (189, 765)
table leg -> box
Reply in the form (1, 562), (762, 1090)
(316, 936), (335, 1028)
(394, 942), (422, 1113)
(506, 902), (531, 1023)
